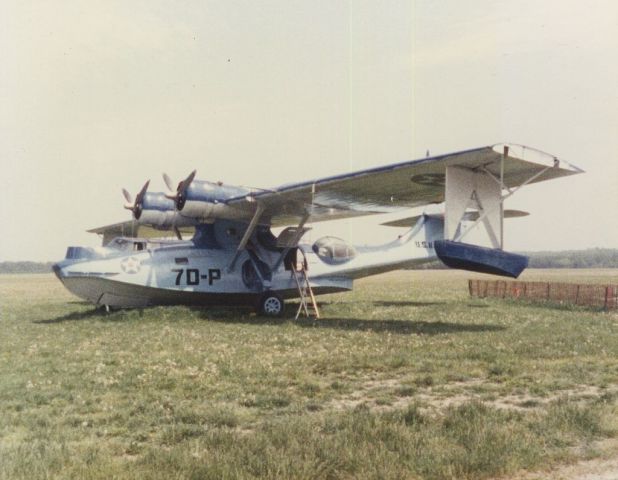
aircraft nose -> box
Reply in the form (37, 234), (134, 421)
(52, 263), (63, 280)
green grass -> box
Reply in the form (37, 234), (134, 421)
(1, 270), (617, 479)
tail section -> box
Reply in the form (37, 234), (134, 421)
(376, 150), (538, 278)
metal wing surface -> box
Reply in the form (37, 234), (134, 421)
(380, 209), (530, 228)
(227, 143), (583, 227)
(87, 221), (194, 244)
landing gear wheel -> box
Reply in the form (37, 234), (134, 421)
(259, 291), (285, 317)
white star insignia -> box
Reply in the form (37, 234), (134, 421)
(120, 257), (141, 274)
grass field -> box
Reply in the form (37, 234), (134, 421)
(1, 269), (617, 479)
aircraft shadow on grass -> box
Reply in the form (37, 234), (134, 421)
(289, 317), (503, 335)
(199, 306), (505, 336)
(35, 308), (133, 324)
(36, 302), (497, 334)
(371, 300), (446, 307)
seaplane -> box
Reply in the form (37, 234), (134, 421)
(53, 144), (583, 317)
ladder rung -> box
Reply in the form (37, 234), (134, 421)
(292, 256), (320, 319)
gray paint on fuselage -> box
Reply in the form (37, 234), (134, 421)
(55, 215), (440, 308)
(58, 275), (348, 308)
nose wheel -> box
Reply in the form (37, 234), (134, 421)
(258, 291), (285, 317)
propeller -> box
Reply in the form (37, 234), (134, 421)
(163, 173), (175, 199)
(121, 180), (150, 220)
(162, 170), (196, 210)
(122, 188), (134, 210)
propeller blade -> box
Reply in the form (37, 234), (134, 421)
(163, 173), (174, 194)
(122, 188), (133, 204)
(126, 180), (149, 220)
(135, 180), (150, 205)
(178, 170), (196, 194)
(174, 170), (196, 211)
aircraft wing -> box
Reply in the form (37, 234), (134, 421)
(87, 221), (194, 245)
(380, 209), (529, 228)
(227, 143), (583, 226)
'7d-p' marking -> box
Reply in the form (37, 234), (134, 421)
(171, 268), (221, 286)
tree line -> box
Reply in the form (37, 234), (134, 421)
(1, 248), (617, 274)
(411, 248), (618, 270)
(0, 262), (55, 274)
(525, 248), (618, 269)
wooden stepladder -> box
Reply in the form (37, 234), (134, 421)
(292, 250), (320, 320)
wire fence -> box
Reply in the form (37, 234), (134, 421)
(468, 279), (618, 310)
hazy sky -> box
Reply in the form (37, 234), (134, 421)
(1, 0), (617, 261)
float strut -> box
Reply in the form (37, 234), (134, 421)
(228, 204), (264, 272)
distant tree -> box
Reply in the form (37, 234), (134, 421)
(526, 249), (618, 269)
(0, 262), (54, 274)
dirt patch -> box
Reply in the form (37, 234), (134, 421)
(505, 439), (618, 480)
(328, 377), (404, 411)
(490, 384), (617, 413)
(327, 378), (617, 415)
(326, 378), (618, 479)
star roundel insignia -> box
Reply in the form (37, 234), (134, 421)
(410, 173), (445, 187)
(120, 256), (141, 274)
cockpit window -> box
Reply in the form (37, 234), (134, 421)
(107, 237), (147, 252)
(108, 238), (130, 250)
(312, 236), (357, 264)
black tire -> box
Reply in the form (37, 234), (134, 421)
(258, 291), (285, 317)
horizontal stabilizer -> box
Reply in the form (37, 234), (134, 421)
(381, 209), (529, 228)
(87, 221), (195, 245)
(434, 240), (529, 278)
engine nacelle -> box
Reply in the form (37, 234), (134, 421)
(177, 180), (253, 222)
(137, 192), (197, 229)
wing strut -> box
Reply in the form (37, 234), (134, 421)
(447, 145), (555, 249)
(455, 162), (553, 247)
(227, 204), (264, 272)
(272, 183), (315, 270)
